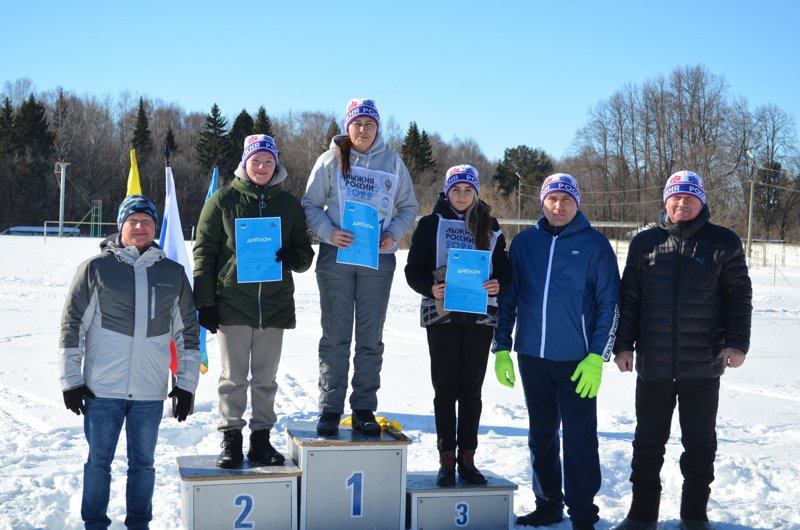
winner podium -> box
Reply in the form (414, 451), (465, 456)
(286, 421), (412, 530)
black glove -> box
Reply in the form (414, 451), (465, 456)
(198, 306), (219, 334)
(168, 386), (194, 422)
(275, 247), (302, 269)
(63, 385), (95, 415)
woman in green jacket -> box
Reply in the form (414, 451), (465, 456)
(193, 134), (314, 469)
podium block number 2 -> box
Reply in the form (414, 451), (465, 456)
(346, 471), (364, 518)
(233, 493), (254, 529)
(454, 501), (469, 527)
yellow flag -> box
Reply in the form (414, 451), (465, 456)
(127, 149), (142, 195)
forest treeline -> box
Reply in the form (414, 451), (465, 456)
(1, 64), (797, 242)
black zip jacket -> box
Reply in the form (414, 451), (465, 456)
(614, 205), (752, 380)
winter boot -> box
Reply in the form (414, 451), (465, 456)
(216, 429), (244, 469)
(611, 486), (661, 530)
(247, 430), (285, 466)
(515, 508), (563, 527)
(456, 449), (487, 485)
(678, 486), (715, 529)
(571, 519), (595, 530)
(436, 451), (456, 487)
(316, 412), (341, 436)
(352, 409), (382, 436)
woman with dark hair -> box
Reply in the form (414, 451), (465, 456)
(302, 99), (418, 437)
(405, 165), (511, 486)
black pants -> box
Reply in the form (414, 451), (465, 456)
(425, 322), (493, 452)
(631, 377), (720, 490)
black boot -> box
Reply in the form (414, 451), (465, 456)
(516, 508), (563, 527)
(456, 449), (487, 485)
(611, 486), (661, 529)
(678, 486), (715, 529)
(247, 430), (285, 466)
(436, 451), (456, 487)
(316, 411), (341, 436)
(352, 409), (382, 436)
(216, 429), (244, 469)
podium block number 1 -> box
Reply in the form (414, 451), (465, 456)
(233, 494), (255, 529)
(346, 471), (364, 518)
(454, 501), (469, 527)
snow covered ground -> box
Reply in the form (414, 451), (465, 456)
(1, 236), (798, 530)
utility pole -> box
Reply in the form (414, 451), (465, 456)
(55, 162), (70, 237)
(515, 172), (523, 236)
(745, 151), (757, 268)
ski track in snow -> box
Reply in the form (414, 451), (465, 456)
(1, 237), (799, 529)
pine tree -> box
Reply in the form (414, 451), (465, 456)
(14, 94), (55, 162)
(493, 145), (553, 196)
(401, 122), (422, 174)
(253, 106), (274, 137)
(229, 109), (254, 171)
(0, 97), (14, 157)
(164, 125), (178, 154)
(196, 103), (230, 173)
(418, 130), (436, 173)
(323, 117), (341, 152)
(131, 97), (154, 158)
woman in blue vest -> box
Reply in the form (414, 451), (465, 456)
(405, 165), (511, 486)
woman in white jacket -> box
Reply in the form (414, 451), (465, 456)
(302, 98), (418, 436)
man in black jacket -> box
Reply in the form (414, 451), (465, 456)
(611, 171), (752, 530)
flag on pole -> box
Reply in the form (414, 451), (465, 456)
(127, 149), (142, 195)
(159, 159), (201, 374)
(194, 167), (219, 374)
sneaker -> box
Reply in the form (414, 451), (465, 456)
(247, 430), (285, 466)
(572, 520), (595, 530)
(216, 429), (244, 469)
(456, 450), (487, 485)
(436, 451), (456, 487)
(351, 409), (382, 436)
(516, 508), (564, 527)
(316, 412), (341, 436)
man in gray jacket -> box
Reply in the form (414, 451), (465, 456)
(58, 195), (201, 530)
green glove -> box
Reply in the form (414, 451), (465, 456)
(494, 350), (516, 388)
(571, 353), (604, 398)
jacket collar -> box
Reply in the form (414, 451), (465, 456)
(658, 204), (711, 239)
(536, 210), (590, 237)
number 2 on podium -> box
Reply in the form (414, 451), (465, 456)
(346, 471), (364, 518)
(233, 494), (254, 529)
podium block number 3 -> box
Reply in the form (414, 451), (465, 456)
(233, 494), (254, 529)
(346, 471), (364, 518)
(454, 502), (469, 527)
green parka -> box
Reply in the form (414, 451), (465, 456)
(193, 162), (314, 329)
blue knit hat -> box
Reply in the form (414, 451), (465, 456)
(540, 173), (581, 207)
(117, 195), (158, 231)
(663, 170), (706, 205)
(344, 98), (380, 132)
(444, 165), (480, 196)
(242, 134), (278, 166)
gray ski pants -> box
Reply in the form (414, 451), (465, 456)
(217, 325), (284, 432)
(315, 243), (396, 413)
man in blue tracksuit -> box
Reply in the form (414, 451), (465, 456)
(493, 174), (620, 530)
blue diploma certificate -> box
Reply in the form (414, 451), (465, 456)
(235, 217), (282, 283)
(444, 249), (491, 314)
(336, 201), (380, 270)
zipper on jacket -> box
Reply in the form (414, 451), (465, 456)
(540, 235), (558, 358)
(150, 286), (156, 320)
(257, 189), (266, 328)
(671, 227), (683, 379)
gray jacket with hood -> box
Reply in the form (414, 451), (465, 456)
(302, 132), (418, 252)
(58, 236), (201, 400)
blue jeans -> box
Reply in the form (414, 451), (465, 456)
(82, 398), (163, 530)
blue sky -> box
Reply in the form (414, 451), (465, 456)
(2, 1), (798, 162)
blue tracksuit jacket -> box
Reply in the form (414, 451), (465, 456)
(493, 211), (620, 361)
